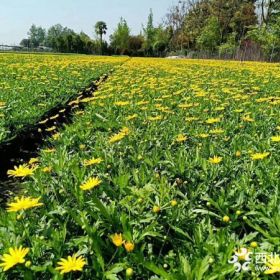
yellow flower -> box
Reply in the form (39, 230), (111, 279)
(52, 133), (60, 140)
(45, 126), (56, 132)
(208, 156), (223, 164)
(210, 129), (224, 134)
(39, 118), (48, 125)
(42, 166), (52, 173)
(250, 241), (258, 248)
(222, 215), (230, 222)
(114, 101), (130, 106)
(242, 115), (254, 122)
(83, 157), (103, 166)
(79, 144), (86, 150)
(42, 148), (56, 153)
(271, 135), (280, 142)
(7, 164), (36, 178)
(186, 116), (199, 122)
(50, 114), (59, 120)
(109, 127), (129, 144)
(205, 118), (220, 124)
(111, 233), (123, 247)
(126, 114), (138, 121)
(175, 134), (187, 142)
(147, 116), (162, 121)
(234, 109), (244, 113)
(265, 254), (280, 274)
(171, 200), (177, 206)
(25, 261), (31, 267)
(235, 248), (250, 261)
(119, 127), (130, 135)
(28, 158), (39, 165)
(0, 246), (29, 271)
(126, 267), (134, 277)
(56, 253), (86, 274)
(7, 196), (43, 212)
(152, 205), (161, 213)
(198, 133), (209, 138)
(124, 242), (135, 252)
(109, 133), (125, 144)
(80, 177), (102, 191)
(251, 152), (270, 160)
(235, 151), (241, 157)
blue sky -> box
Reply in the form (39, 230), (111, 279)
(0, 0), (175, 45)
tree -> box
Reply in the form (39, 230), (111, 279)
(230, 1), (258, 40)
(143, 9), (156, 55)
(128, 35), (144, 56)
(248, 16), (280, 61)
(28, 24), (46, 48)
(165, 0), (194, 50)
(43, 24), (96, 54)
(20, 38), (31, 48)
(110, 18), (130, 54)
(95, 21), (107, 54)
(153, 25), (171, 56)
(257, 0), (280, 25)
(182, 0), (211, 49)
(45, 24), (64, 50)
(197, 16), (221, 51)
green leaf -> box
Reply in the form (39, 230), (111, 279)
(169, 225), (193, 242)
(142, 261), (173, 280)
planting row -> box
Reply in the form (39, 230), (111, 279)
(0, 53), (126, 143)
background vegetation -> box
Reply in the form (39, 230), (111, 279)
(17, 0), (280, 61)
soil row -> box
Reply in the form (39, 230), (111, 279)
(0, 73), (110, 203)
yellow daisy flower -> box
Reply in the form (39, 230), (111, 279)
(271, 136), (280, 142)
(251, 152), (270, 160)
(175, 134), (187, 143)
(6, 196), (43, 212)
(111, 233), (123, 247)
(7, 164), (36, 178)
(265, 254), (280, 275)
(0, 246), (29, 271)
(56, 253), (86, 274)
(80, 177), (102, 191)
(83, 157), (103, 166)
(205, 118), (220, 124)
(209, 156), (223, 164)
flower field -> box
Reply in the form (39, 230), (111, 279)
(0, 56), (280, 279)
(0, 54), (126, 142)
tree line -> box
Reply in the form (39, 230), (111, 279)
(20, 0), (280, 60)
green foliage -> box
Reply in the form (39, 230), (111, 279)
(143, 9), (156, 55)
(247, 17), (280, 60)
(110, 18), (130, 55)
(95, 21), (108, 55)
(16, 0), (280, 60)
(128, 35), (144, 56)
(197, 17), (221, 51)
(218, 32), (238, 56)
(0, 54), (125, 142)
(0, 56), (280, 278)
(28, 25), (46, 48)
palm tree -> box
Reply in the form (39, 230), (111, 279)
(95, 21), (107, 54)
